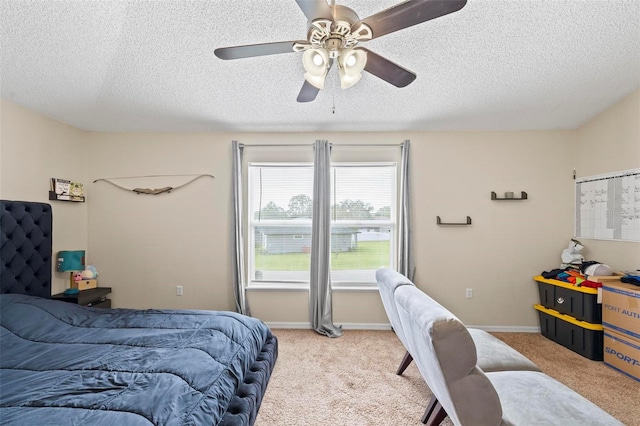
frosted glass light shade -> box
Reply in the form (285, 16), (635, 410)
(302, 48), (329, 89)
(338, 48), (367, 89)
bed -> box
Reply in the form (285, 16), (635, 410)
(0, 199), (277, 425)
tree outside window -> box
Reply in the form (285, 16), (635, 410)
(248, 163), (396, 287)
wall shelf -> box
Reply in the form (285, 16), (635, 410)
(437, 216), (472, 226)
(49, 178), (85, 202)
(48, 191), (85, 202)
(491, 191), (528, 201)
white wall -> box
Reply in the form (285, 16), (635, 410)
(2, 89), (638, 329)
(575, 90), (640, 271)
(1, 100), (89, 295)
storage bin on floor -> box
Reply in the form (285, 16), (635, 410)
(534, 304), (603, 361)
(534, 276), (601, 323)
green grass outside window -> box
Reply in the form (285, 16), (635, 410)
(255, 240), (390, 271)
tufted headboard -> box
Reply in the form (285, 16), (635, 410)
(1, 200), (53, 298)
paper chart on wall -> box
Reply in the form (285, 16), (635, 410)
(575, 168), (640, 242)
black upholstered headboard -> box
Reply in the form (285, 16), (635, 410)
(0, 200), (53, 298)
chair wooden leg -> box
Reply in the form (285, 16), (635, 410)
(421, 396), (438, 423)
(396, 351), (413, 375)
(422, 399), (447, 426)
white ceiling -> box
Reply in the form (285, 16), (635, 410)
(1, 0), (639, 133)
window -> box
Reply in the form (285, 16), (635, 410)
(248, 162), (397, 287)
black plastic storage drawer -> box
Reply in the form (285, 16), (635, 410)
(534, 304), (603, 361)
(534, 276), (601, 323)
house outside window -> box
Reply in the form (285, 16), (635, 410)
(248, 162), (396, 288)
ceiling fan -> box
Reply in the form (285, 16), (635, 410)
(214, 0), (467, 103)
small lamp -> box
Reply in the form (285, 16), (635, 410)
(338, 48), (367, 89)
(57, 250), (85, 294)
(302, 48), (330, 89)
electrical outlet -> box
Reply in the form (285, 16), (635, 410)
(465, 288), (473, 299)
(176, 285), (183, 296)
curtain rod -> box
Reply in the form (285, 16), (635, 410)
(334, 143), (403, 147)
(239, 143), (403, 148)
(239, 143), (313, 147)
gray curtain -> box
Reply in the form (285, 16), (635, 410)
(398, 140), (415, 281)
(232, 141), (250, 315)
(309, 140), (342, 337)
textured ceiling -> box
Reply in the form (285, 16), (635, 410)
(1, 0), (639, 133)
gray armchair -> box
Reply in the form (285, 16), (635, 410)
(375, 268), (539, 375)
(394, 284), (622, 425)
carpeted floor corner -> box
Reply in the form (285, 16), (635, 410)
(256, 329), (438, 426)
(255, 329), (638, 426)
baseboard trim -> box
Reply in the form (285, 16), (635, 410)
(265, 322), (311, 329)
(469, 325), (541, 333)
(265, 322), (393, 330)
(341, 323), (393, 330)
(264, 322), (538, 333)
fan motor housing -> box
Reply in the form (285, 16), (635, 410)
(307, 5), (362, 49)
(330, 5), (360, 27)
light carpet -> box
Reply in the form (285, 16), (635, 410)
(255, 329), (639, 426)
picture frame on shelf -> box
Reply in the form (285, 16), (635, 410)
(49, 177), (85, 202)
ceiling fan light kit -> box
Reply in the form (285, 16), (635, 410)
(302, 48), (330, 89)
(338, 48), (367, 89)
(214, 0), (468, 102)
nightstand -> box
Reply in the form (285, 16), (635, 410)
(51, 287), (112, 308)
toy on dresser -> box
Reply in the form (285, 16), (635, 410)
(71, 265), (99, 291)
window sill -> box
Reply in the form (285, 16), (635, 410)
(246, 283), (379, 292)
(247, 283), (309, 291)
(332, 285), (379, 292)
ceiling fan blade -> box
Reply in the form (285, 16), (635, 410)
(215, 41), (306, 60)
(297, 80), (320, 102)
(361, 48), (416, 88)
(294, 0), (333, 21)
(355, 0), (467, 40)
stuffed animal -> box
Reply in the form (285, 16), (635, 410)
(73, 272), (83, 282)
(80, 265), (98, 279)
(561, 239), (584, 267)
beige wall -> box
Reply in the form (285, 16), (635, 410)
(83, 132), (576, 329)
(410, 131), (577, 328)
(85, 133), (234, 311)
(1, 90), (638, 330)
(575, 90), (640, 271)
(1, 101), (89, 295)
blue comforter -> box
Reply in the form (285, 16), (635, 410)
(0, 294), (275, 425)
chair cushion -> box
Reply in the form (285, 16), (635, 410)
(469, 329), (541, 373)
(487, 370), (622, 425)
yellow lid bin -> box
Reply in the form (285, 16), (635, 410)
(534, 304), (604, 360)
(533, 276), (601, 323)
